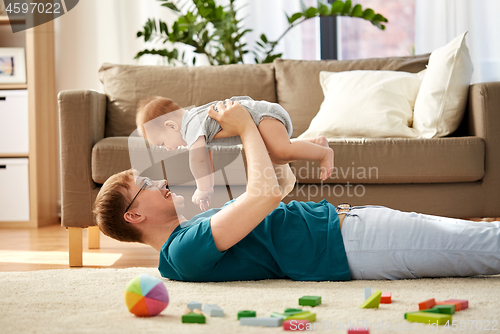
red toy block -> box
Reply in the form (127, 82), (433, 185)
(283, 319), (309, 331)
(436, 301), (462, 311)
(380, 292), (392, 304)
(418, 298), (436, 310)
(445, 299), (468, 310)
(348, 327), (370, 334)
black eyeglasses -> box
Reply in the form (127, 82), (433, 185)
(125, 178), (153, 213)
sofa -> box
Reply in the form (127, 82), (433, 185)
(58, 54), (500, 266)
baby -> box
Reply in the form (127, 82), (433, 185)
(136, 96), (333, 211)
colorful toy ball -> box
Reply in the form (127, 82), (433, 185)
(124, 274), (169, 317)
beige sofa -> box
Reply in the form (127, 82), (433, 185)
(58, 54), (500, 266)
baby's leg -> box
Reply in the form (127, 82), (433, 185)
(292, 136), (329, 148)
(258, 119), (334, 180)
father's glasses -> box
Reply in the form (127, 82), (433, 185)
(125, 178), (153, 213)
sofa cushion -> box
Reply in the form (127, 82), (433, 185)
(274, 54), (430, 137)
(290, 136), (484, 184)
(98, 63), (277, 137)
(92, 137), (247, 186)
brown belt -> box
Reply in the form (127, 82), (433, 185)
(338, 212), (347, 230)
(337, 205), (351, 231)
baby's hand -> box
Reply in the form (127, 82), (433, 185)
(192, 188), (214, 211)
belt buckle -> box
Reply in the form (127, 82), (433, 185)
(336, 203), (351, 214)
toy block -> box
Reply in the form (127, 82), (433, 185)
(418, 298), (436, 310)
(348, 327), (370, 334)
(182, 312), (206, 324)
(436, 301), (461, 311)
(187, 301), (202, 311)
(363, 287), (372, 301)
(360, 290), (382, 309)
(299, 295), (322, 307)
(283, 319), (310, 331)
(286, 311), (316, 322)
(405, 312), (452, 326)
(240, 317), (283, 327)
(237, 310), (256, 320)
(284, 308), (303, 313)
(270, 312), (287, 319)
(421, 305), (455, 315)
(380, 292), (392, 304)
(445, 299), (468, 310)
(203, 304), (224, 317)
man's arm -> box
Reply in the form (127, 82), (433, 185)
(208, 100), (282, 252)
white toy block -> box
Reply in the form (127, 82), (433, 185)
(187, 301), (202, 311)
(203, 304), (224, 317)
(240, 317), (283, 327)
(363, 287), (372, 301)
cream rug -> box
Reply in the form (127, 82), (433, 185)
(1, 267), (499, 334)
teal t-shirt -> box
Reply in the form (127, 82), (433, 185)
(158, 199), (350, 282)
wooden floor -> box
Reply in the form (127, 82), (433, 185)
(0, 224), (159, 271)
(1, 218), (498, 272)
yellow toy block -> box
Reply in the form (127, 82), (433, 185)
(286, 311), (316, 322)
(405, 312), (452, 326)
(360, 290), (382, 309)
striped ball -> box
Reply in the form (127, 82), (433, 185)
(124, 274), (169, 317)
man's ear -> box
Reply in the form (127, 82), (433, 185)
(164, 120), (179, 131)
(124, 211), (145, 225)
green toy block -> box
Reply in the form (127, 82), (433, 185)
(270, 312), (287, 319)
(237, 310), (256, 320)
(421, 305), (455, 315)
(182, 312), (206, 324)
(284, 308), (303, 313)
(299, 296), (322, 307)
(360, 290), (382, 309)
(405, 312), (452, 326)
(286, 311), (316, 322)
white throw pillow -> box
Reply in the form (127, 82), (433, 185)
(298, 70), (424, 139)
(413, 32), (474, 138)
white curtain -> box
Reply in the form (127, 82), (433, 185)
(55, 0), (181, 93)
(415, 0), (500, 84)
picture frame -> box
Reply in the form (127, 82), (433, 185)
(0, 47), (26, 84)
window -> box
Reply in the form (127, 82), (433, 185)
(321, 0), (415, 60)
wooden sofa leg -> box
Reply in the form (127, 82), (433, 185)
(68, 227), (83, 267)
(88, 226), (100, 249)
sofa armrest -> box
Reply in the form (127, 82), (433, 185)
(58, 90), (107, 227)
(466, 82), (500, 208)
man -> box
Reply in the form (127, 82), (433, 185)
(94, 100), (500, 282)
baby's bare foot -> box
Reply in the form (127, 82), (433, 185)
(319, 147), (334, 181)
(314, 135), (329, 148)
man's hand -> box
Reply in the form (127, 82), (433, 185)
(208, 99), (255, 138)
(192, 187), (214, 211)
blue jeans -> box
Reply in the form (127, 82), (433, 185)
(340, 206), (500, 280)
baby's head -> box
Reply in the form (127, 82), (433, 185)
(136, 96), (186, 150)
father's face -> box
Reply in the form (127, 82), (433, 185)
(127, 176), (185, 219)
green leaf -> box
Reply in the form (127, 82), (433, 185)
(351, 4), (362, 17)
(330, 1), (344, 15)
(342, 0), (351, 15)
(288, 12), (303, 24)
(260, 33), (268, 43)
(318, 2), (330, 16)
(305, 7), (317, 18)
(192, 57), (197, 65)
(372, 13), (388, 23)
(362, 8), (375, 20)
(161, 2), (180, 12)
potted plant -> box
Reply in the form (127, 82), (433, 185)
(136, 0), (387, 65)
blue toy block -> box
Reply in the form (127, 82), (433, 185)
(203, 304), (224, 317)
(240, 317), (283, 327)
